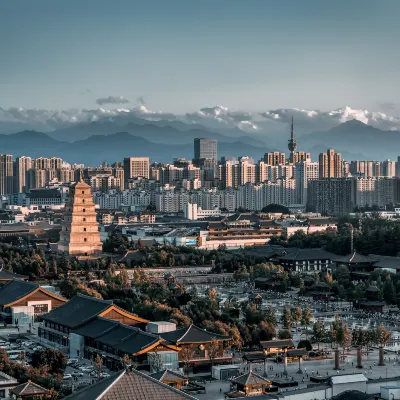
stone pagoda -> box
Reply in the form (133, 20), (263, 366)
(57, 176), (102, 255)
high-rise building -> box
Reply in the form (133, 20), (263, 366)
(307, 178), (354, 216)
(319, 149), (343, 178)
(263, 152), (286, 166)
(57, 176), (102, 255)
(354, 177), (396, 208)
(0, 154), (14, 195)
(194, 138), (217, 161)
(123, 157), (150, 187)
(381, 160), (396, 177)
(294, 161), (319, 205)
(15, 156), (32, 193)
(293, 152), (311, 163)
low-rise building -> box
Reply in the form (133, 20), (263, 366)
(0, 279), (66, 325)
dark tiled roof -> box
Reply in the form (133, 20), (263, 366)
(0, 279), (38, 306)
(278, 248), (337, 261)
(259, 220), (280, 227)
(286, 348), (307, 357)
(161, 324), (231, 344)
(366, 286), (379, 292)
(307, 217), (336, 226)
(0, 269), (27, 281)
(72, 317), (118, 339)
(232, 371), (270, 386)
(333, 252), (377, 264)
(150, 369), (186, 382)
(260, 339), (294, 349)
(371, 255), (400, 270)
(11, 380), (49, 396)
(41, 293), (113, 328)
(63, 369), (198, 400)
(73, 317), (159, 355)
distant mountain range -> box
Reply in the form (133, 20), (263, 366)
(0, 130), (269, 165)
(0, 118), (399, 164)
(301, 120), (400, 160)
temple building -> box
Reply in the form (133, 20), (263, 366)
(39, 293), (149, 355)
(57, 176), (102, 255)
(64, 368), (197, 400)
(0, 279), (66, 325)
(333, 252), (377, 280)
(160, 324), (233, 373)
(356, 285), (385, 313)
(227, 371), (275, 398)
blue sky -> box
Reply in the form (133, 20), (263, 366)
(1, 0), (399, 112)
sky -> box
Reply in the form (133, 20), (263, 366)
(1, 0), (400, 114)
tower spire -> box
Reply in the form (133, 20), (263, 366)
(288, 116), (297, 163)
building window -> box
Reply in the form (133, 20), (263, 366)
(82, 191), (85, 194)
(84, 238), (87, 242)
(83, 228), (86, 232)
(82, 208), (86, 212)
(83, 218), (86, 222)
(82, 199), (85, 203)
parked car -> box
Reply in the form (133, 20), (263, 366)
(63, 374), (73, 380)
(67, 358), (79, 365)
(72, 372), (84, 377)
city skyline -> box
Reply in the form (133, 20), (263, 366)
(1, 0), (400, 114)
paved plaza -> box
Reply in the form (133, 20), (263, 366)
(196, 348), (400, 400)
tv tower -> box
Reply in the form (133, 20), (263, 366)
(288, 116), (297, 163)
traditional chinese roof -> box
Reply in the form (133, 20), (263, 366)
(0, 269), (27, 281)
(10, 380), (50, 397)
(260, 339), (294, 349)
(42, 293), (148, 329)
(161, 324), (231, 344)
(150, 369), (186, 382)
(333, 252), (377, 264)
(286, 348), (307, 357)
(277, 248), (337, 261)
(63, 369), (197, 400)
(232, 371), (270, 386)
(371, 255), (400, 270)
(366, 286), (379, 292)
(0, 279), (66, 307)
(242, 352), (268, 362)
(73, 317), (163, 356)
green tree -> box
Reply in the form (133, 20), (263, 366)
(290, 306), (302, 331)
(31, 348), (66, 374)
(281, 308), (292, 330)
(312, 320), (327, 350)
(301, 305), (312, 339)
(264, 307), (277, 325)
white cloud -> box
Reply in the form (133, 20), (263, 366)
(260, 106), (400, 133)
(95, 96), (129, 106)
(0, 104), (399, 134)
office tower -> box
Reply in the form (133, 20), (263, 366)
(264, 152), (286, 166)
(123, 157), (150, 187)
(288, 117), (297, 164)
(15, 156), (32, 193)
(396, 157), (400, 178)
(194, 138), (217, 161)
(0, 154), (14, 195)
(58, 175), (102, 255)
(319, 149), (343, 178)
(307, 178), (354, 216)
